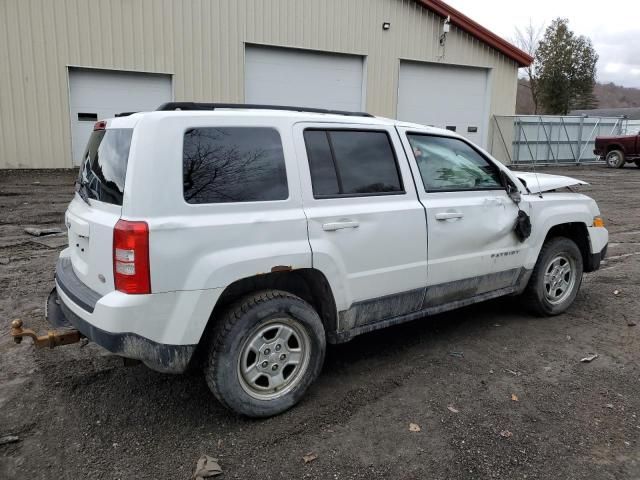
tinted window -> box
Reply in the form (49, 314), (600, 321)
(77, 128), (133, 206)
(183, 127), (288, 203)
(303, 130), (403, 197)
(407, 134), (502, 192)
(330, 131), (402, 194)
(303, 131), (339, 196)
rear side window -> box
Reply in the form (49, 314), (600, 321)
(77, 128), (133, 206)
(303, 130), (403, 198)
(183, 127), (288, 203)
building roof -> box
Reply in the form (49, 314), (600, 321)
(569, 107), (640, 120)
(416, 0), (533, 67)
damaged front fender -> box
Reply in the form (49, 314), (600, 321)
(515, 172), (588, 194)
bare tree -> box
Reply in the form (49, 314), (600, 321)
(514, 19), (545, 114)
(183, 128), (285, 203)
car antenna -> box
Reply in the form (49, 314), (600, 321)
(532, 149), (543, 198)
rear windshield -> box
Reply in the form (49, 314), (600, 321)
(77, 128), (133, 205)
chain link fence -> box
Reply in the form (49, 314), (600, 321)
(490, 115), (630, 165)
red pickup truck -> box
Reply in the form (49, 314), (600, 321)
(594, 133), (640, 168)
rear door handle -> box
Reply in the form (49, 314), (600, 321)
(435, 211), (464, 221)
(322, 220), (360, 231)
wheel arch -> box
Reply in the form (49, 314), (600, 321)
(199, 269), (338, 348)
(606, 144), (625, 154)
(542, 222), (593, 271)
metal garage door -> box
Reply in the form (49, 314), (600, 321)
(397, 62), (489, 146)
(245, 46), (364, 112)
(68, 69), (172, 165)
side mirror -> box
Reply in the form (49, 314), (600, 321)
(509, 189), (522, 204)
(500, 170), (521, 203)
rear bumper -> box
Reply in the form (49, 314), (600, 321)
(49, 288), (196, 373)
(51, 254), (221, 373)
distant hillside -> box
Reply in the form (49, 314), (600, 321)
(594, 83), (640, 109)
(516, 80), (640, 114)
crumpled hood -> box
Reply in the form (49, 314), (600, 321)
(515, 172), (588, 194)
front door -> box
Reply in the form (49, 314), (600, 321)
(294, 124), (428, 328)
(399, 129), (525, 302)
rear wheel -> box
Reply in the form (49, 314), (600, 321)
(204, 290), (325, 418)
(524, 237), (584, 316)
(605, 149), (625, 168)
(635, 160), (640, 168)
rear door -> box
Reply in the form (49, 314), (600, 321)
(67, 124), (132, 295)
(294, 123), (428, 327)
(398, 129), (524, 297)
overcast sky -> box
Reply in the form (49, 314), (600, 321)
(444, 0), (640, 88)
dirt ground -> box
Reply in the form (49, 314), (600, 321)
(1, 165), (640, 479)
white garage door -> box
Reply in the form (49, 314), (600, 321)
(69, 69), (172, 165)
(397, 62), (489, 146)
(245, 46), (364, 112)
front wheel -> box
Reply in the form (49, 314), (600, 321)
(605, 149), (625, 168)
(524, 237), (584, 316)
(204, 290), (326, 418)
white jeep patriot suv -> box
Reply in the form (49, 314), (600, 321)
(44, 103), (607, 417)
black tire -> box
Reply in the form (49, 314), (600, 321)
(524, 237), (584, 316)
(635, 160), (640, 168)
(204, 290), (325, 418)
(605, 149), (625, 168)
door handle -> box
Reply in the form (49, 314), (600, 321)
(435, 211), (464, 221)
(322, 220), (360, 231)
(484, 197), (505, 206)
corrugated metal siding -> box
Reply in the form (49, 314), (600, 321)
(0, 0), (518, 168)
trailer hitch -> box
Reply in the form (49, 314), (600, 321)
(10, 319), (83, 349)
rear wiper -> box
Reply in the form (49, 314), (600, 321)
(74, 180), (91, 206)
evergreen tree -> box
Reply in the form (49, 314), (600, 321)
(571, 36), (599, 110)
(535, 18), (598, 114)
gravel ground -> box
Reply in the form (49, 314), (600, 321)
(1, 165), (640, 479)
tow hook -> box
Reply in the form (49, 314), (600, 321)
(10, 319), (83, 349)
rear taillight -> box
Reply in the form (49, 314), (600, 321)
(113, 220), (150, 294)
(93, 120), (107, 131)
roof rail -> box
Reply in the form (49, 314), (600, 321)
(156, 102), (374, 118)
(115, 111), (137, 117)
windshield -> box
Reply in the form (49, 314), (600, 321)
(77, 128), (133, 205)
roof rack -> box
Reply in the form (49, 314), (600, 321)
(156, 102), (374, 118)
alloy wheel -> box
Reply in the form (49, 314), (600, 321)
(543, 254), (577, 305)
(237, 318), (311, 400)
